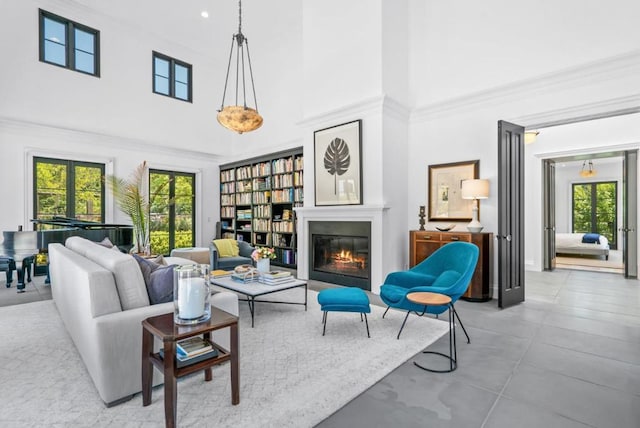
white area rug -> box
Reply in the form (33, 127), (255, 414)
(0, 290), (448, 427)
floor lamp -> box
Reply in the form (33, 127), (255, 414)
(461, 179), (489, 233)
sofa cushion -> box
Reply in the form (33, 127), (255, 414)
(238, 240), (255, 258)
(217, 256), (251, 270)
(213, 239), (239, 257)
(133, 254), (175, 304)
(66, 237), (150, 310)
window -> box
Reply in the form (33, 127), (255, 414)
(149, 170), (196, 255)
(153, 52), (192, 102)
(572, 181), (617, 249)
(39, 9), (100, 76)
(33, 157), (105, 227)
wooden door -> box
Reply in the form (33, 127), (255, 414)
(497, 120), (525, 308)
(543, 159), (556, 271)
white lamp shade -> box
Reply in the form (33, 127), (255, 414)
(461, 179), (490, 200)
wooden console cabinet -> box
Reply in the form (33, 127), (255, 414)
(409, 230), (493, 302)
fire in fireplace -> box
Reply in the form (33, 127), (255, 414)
(309, 221), (371, 290)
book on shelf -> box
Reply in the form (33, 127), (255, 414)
(176, 336), (213, 358)
(159, 347), (219, 368)
(211, 269), (233, 278)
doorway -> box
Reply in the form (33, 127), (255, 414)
(542, 152), (636, 277)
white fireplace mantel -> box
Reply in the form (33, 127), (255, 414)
(294, 205), (389, 294)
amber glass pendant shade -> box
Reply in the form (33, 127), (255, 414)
(217, 106), (263, 134)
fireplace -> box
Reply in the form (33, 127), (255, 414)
(309, 221), (371, 290)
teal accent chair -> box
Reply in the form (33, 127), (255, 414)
(380, 241), (479, 339)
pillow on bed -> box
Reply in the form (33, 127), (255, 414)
(582, 233), (601, 244)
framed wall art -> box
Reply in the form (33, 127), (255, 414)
(428, 160), (479, 221)
(314, 119), (363, 206)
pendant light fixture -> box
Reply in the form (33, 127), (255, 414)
(217, 0), (263, 134)
(579, 160), (597, 178)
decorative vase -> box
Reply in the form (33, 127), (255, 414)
(256, 258), (270, 273)
(174, 264), (211, 325)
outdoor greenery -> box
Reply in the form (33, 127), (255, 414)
(34, 158), (104, 224)
(149, 171), (195, 254)
(572, 181), (617, 246)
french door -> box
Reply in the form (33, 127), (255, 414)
(497, 121), (525, 308)
(623, 150), (638, 278)
(543, 159), (556, 271)
(149, 170), (195, 255)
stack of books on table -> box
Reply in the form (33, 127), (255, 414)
(159, 336), (218, 368)
(259, 270), (294, 285)
(230, 270), (259, 283)
(211, 269), (232, 279)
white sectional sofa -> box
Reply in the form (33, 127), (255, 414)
(48, 236), (239, 406)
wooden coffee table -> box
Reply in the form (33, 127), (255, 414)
(141, 307), (239, 428)
(406, 291), (467, 373)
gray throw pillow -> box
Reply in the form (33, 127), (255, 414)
(132, 254), (175, 304)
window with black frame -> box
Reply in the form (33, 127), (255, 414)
(152, 52), (192, 102)
(149, 170), (196, 255)
(572, 181), (617, 249)
(33, 157), (105, 227)
(39, 9), (100, 76)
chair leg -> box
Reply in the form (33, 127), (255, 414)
(397, 310), (411, 340)
(451, 304), (470, 344)
(382, 306), (391, 319)
(364, 313), (370, 338)
(322, 311), (327, 336)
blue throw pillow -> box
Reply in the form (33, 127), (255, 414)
(132, 254), (175, 304)
(581, 233), (600, 244)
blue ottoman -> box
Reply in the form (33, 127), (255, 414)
(317, 287), (371, 338)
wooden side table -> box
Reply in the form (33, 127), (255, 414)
(142, 307), (240, 428)
(406, 292), (470, 373)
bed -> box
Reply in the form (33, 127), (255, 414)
(555, 233), (610, 260)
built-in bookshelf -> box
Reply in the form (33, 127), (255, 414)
(219, 148), (303, 268)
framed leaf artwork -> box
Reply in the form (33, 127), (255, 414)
(313, 120), (363, 206)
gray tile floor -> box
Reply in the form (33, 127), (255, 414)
(2, 269), (638, 427)
(317, 269), (640, 428)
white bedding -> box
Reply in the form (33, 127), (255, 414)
(555, 233), (610, 259)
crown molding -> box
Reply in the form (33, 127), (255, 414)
(411, 50), (640, 122)
(508, 93), (640, 129)
(0, 116), (225, 162)
(298, 95), (410, 129)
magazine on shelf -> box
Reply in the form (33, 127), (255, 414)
(176, 336), (213, 358)
(159, 347), (219, 368)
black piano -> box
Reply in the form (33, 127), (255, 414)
(0, 217), (133, 291)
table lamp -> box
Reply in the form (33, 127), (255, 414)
(461, 179), (489, 233)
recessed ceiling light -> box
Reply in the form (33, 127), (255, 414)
(201, 11), (209, 18)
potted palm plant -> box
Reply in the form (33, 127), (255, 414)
(107, 161), (151, 255)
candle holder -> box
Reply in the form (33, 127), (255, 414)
(418, 205), (426, 231)
(174, 264), (211, 325)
